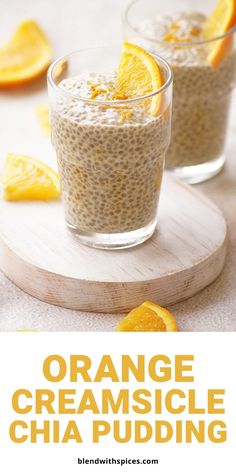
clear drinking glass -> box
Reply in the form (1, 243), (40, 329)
(47, 47), (172, 249)
(124, 0), (236, 183)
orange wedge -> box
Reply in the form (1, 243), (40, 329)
(115, 42), (163, 116)
(2, 153), (60, 201)
(116, 301), (178, 332)
(35, 104), (50, 135)
(203, 0), (236, 67)
(0, 19), (53, 87)
(16, 329), (38, 332)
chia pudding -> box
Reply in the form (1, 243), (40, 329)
(133, 11), (236, 176)
(50, 72), (171, 237)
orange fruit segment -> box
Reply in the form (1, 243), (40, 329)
(35, 104), (50, 135)
(116, 301), (178, 332)
(115, 42), (163, 116)
(2, 153), (60, 201)
(0, 19), (53, 87)
(203, 0), (236, 67)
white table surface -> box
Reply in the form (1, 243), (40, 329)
(0, 0), (236, 331)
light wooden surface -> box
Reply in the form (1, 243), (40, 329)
(0, 0), (236, 331)
(0, 175), (227, 312)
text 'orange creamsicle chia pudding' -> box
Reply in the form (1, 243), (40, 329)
(48, 44), (173, 249)
(124, 0), (236, 183)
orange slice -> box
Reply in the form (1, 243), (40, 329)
(115, 42), (163, 116)
(16, 329), (38, 332)
(0, 19), (53, 87)
(2, 153), (60, 201)
(35, 104), (50, 135)
(116, 301), (178, 332)
(203, 0), (236, 67)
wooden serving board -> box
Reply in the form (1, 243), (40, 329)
(0, 175), (227, 313)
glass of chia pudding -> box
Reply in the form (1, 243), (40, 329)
(47, 46), (172, 249)
(124, 0), (236, 183)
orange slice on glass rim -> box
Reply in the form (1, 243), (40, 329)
(2, 153), (60, 201)
(0, 19), (53, 87)
(203, 0), (236, 67)
(116, 301), (178, 332)
(115, 42), (163, 116)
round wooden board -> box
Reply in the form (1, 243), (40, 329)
(0, 175), (227, 313)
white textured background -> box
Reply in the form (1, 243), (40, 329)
(0, 0), (236, 331)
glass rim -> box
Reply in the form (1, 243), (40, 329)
(47, 45), (173, 106)
(124, 0), (236, 47)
